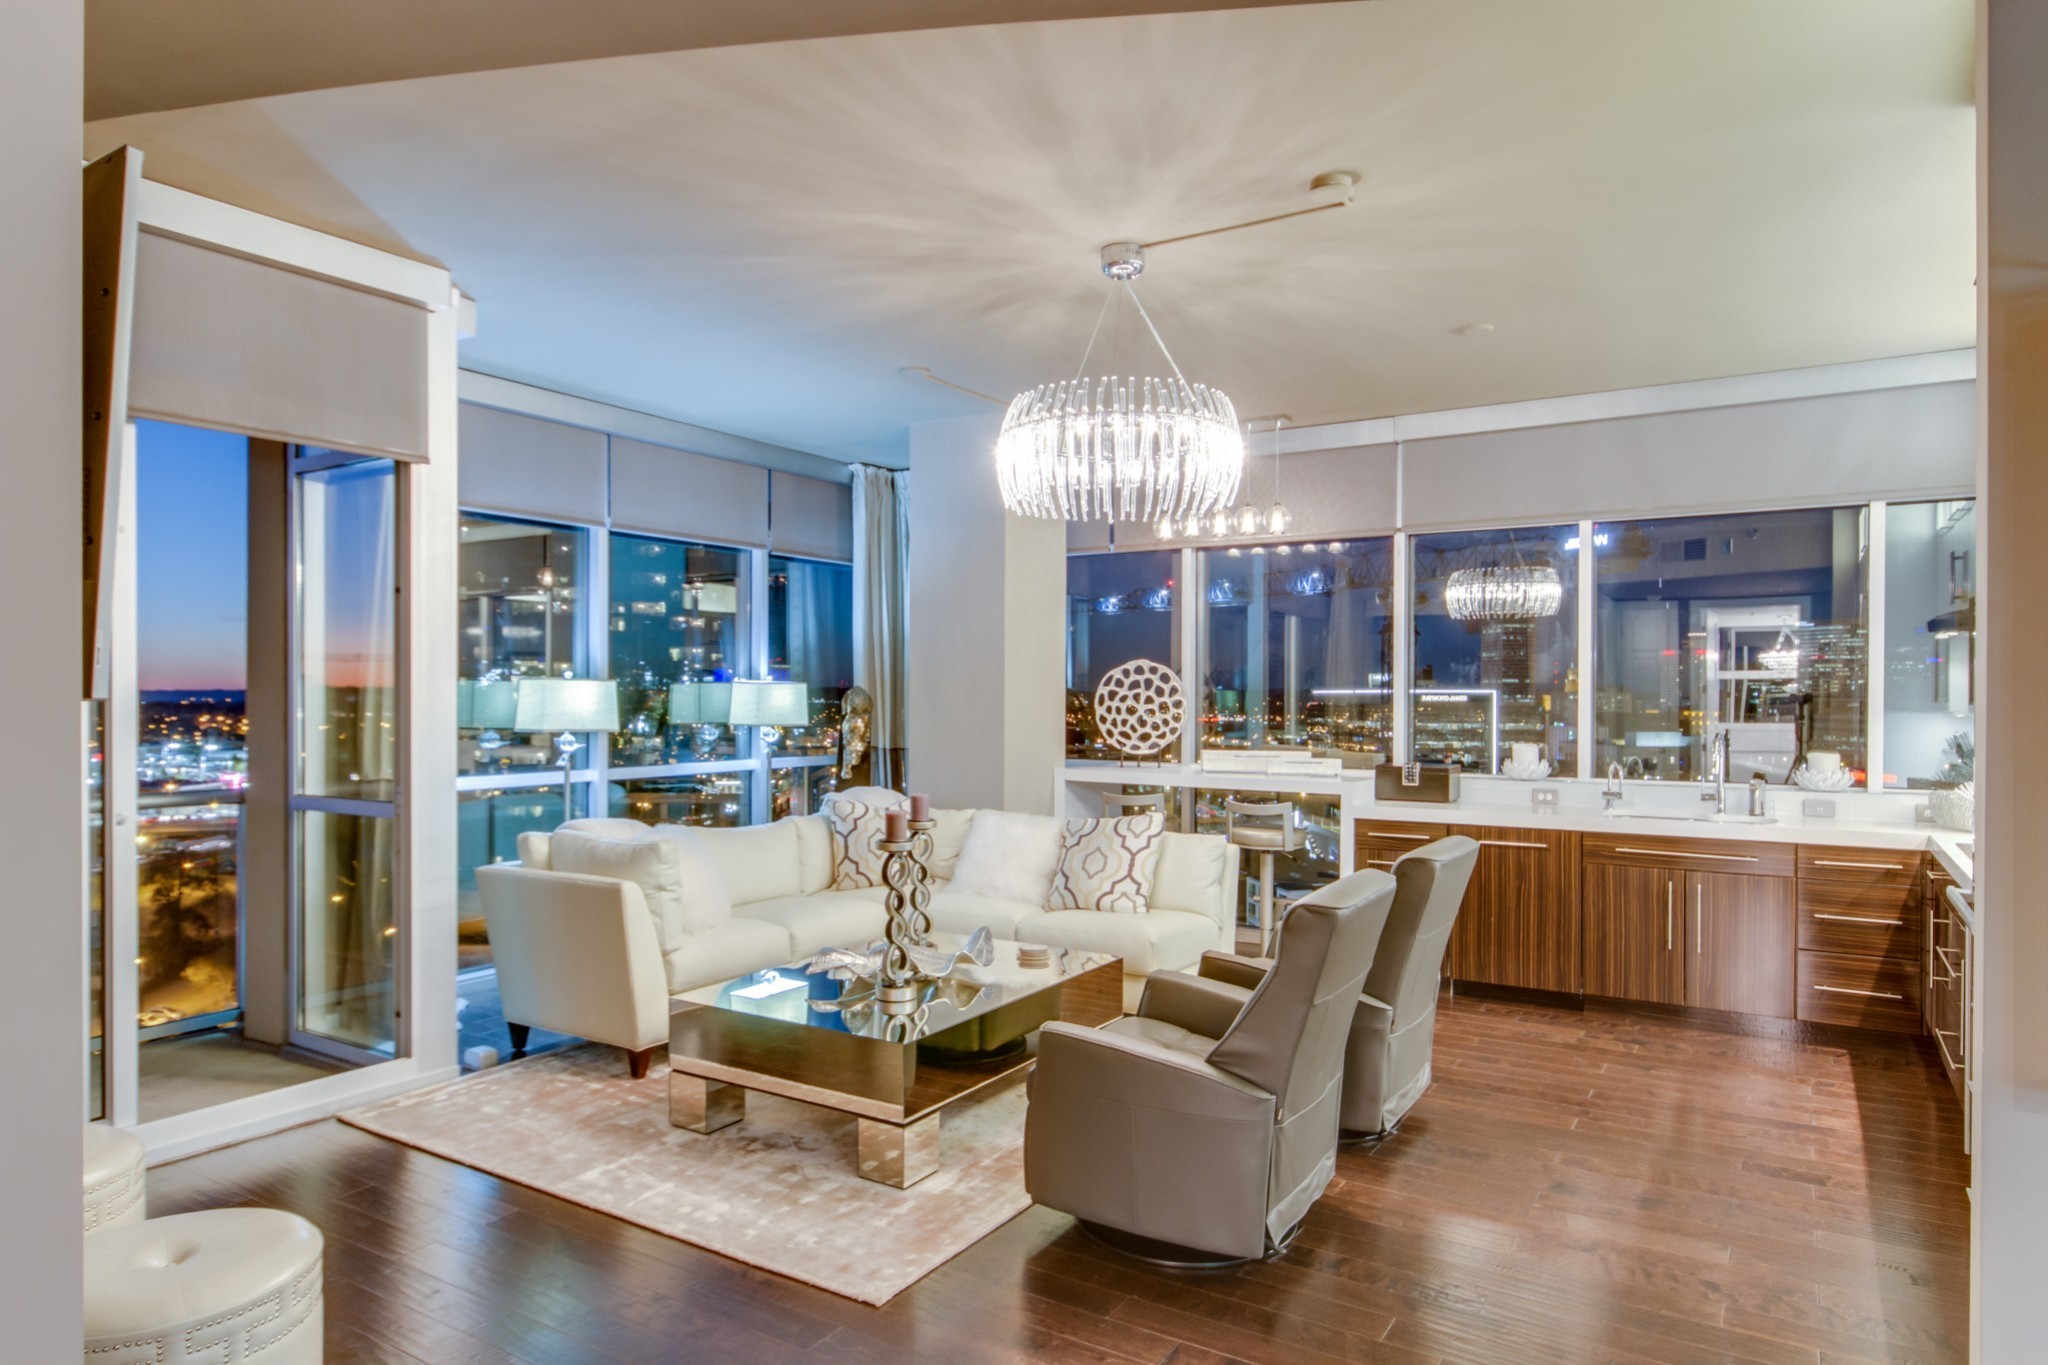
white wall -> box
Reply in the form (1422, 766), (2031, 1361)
(1973, 1), (2048, 1357)
(0, 0), (85, 1350)
(906, 413), (1064, 812)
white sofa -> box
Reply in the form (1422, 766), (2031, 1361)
(476, 792), (1239, 1069)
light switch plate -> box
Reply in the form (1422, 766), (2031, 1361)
(1532, 786), (1561, 810)
(1802, 797), (1837, 820)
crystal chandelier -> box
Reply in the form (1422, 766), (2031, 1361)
(996, 244), (1244, 524)
(1444, 563), (1564, 622)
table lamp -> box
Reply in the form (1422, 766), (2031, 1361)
(457, 677), (520, 755)
(730, 680), (810, 753)
(666, 680), (733, 761)
(513, 678), (621, 822)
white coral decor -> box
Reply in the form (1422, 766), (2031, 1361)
(1929, 783), (1974, 832)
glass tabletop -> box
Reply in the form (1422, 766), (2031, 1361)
(675, 932), (1118, 1046)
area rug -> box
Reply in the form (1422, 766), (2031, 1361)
(340, 1044), (1031, 1304)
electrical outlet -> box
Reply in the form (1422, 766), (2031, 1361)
(1914, 802), (1936, 824)
(1802, 798), (1838, 820)
(1532, 786), (1561, 810)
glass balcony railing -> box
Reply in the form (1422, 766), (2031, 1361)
(134, 788), (244, 1037)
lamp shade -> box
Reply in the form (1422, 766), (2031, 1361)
(512, 678), (621, 733)
(666, 681), (733, 726)
(729, 680), (809, 728)
(459, 678), (519, 729)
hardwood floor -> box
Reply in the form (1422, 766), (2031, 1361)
(146, 994), (1969, 1364)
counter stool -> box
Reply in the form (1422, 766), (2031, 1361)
(1225, 797), (1303, 956)
(85, 1207), (324, 1364)
(1105, 790), (1166, 817)
(84, 1122), (147, 1232)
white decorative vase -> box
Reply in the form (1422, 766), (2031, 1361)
(1929, 783), (1974, 833)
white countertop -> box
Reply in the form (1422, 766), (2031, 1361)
(1059, 760), (1976, 888)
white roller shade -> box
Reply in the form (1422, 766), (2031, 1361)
(457, 403), (609, 524)
(770, 470), (853, 562)
(1402, 382), (1976, 530)
(610, 436), (769, 547)
(128, 229), (431, 459)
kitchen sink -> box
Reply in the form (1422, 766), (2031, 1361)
(1605, 810), (1779, 826)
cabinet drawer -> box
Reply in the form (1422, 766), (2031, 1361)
(1797, 950), (1921, 1032)
(1584, 833), (1795, 878)
(1797, 880), (1919, 958)
(1797, 845), (1921, 889)
(1356, 821), (1451, 868)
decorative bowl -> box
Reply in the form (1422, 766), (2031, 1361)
(1791, 764), (1855, 792)
(1499, 757), (1552, 781)
(1929, 783), (1974, 832)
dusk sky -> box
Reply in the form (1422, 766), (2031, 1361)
(136, 420), (248, 692)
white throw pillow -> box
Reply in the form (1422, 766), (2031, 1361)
(635, 825), (736, 933)
(949, 810), (1066, 906)
(549, 830), (687, 951)
(689, 820), (802, 906)
(1049, 814), (1167, 914)
(824, 788), (906, 889)
(928, 809), (976, 880)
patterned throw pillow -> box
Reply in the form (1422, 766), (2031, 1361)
(1049, 813), (1167, 914)
(825, 788), (906, 889)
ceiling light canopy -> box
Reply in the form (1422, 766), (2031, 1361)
(996, 244), (1244, 524)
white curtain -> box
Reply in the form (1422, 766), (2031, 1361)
(851, 466), (909, 788)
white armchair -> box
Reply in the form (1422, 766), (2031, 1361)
(476, 862), (672, 1076)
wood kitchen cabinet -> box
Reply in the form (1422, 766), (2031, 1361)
(1582, 835), (1796, 1018)
(1686, 870), (1797, 1017)
(1794, 845), (1924, 1034)
(1446, 825), (1581, 994)
(1583, 862), (1685, 1005)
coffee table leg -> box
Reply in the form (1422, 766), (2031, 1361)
(856, 1113), (940, 1188)
(669, 1072), (744, 1133)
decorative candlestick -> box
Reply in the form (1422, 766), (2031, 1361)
(877, 833), (922, 1011)
(905, 817), (936, 946)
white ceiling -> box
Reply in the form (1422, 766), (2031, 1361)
(85, 1), (1976, 467)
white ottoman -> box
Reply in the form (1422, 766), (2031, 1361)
(83, 1123), (146, 1232)
(84, 1208), (323, 1364)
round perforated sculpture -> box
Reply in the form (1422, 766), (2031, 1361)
(1092, 659), (1188, 761)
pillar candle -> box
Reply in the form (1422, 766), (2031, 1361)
(886, 809), (910, 843)
(909, 794), (930, 822)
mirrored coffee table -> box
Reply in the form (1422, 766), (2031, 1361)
(668, 934), (1123, 1187)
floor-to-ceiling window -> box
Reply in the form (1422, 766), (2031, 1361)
(768, 554), (853, 814)
(1200, 539), (1394, 758)
(1067, 550), (1180, 759)
(1412, 526), (1580, 773)
(455, 514), (593, 968)
(607, 532), (752, 825)
(1593, 507), (1870, 783)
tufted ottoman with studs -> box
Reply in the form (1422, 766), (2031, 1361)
(83, 1207), (323, 1364)
(82, 1124), (147, 1232)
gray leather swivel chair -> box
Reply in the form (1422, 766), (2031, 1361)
(1023, 868), (1399, 1264)
(1203, 836), (1478, 1138)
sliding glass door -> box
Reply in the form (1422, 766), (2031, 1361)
(291, 451), (403, 1062)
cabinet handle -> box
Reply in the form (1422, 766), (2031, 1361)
(1613, 846), (1759, 863)
(1814, 984), (1905, 1001)
(1812, 913), (1902, 926)
(1695, 883), (1702, 954)
(1368, 831), (1431, 841)
(1477, 839), (1549, 849)
(1365, 859), (1398, 868)
(1665, 877), (1673, 952)
(1812, 859), (1904, 871)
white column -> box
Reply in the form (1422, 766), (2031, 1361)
(1975, 3), (2048, 1356)
(0, 0), (85, 1349)
(906, 414), (1065, 813)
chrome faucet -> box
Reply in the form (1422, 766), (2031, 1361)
(1702, 729), (1731, 813)
(1603, 760), (1626, 810)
